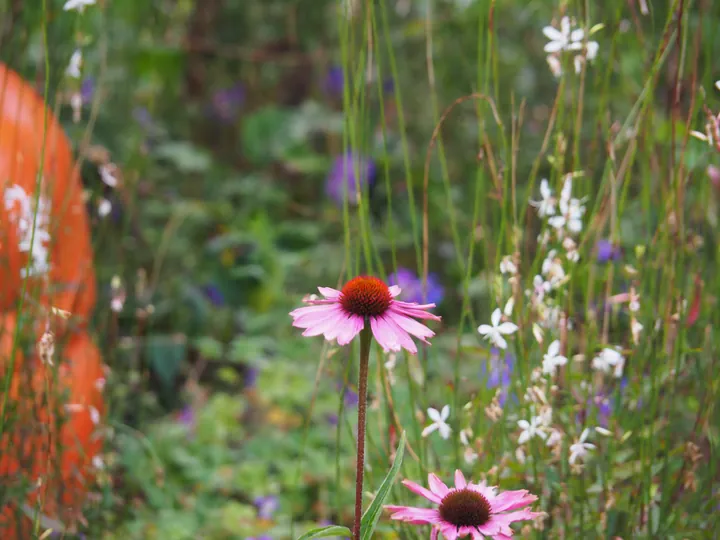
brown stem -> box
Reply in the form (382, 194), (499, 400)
(352, 325), (372, 540)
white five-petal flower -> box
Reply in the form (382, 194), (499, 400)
(592, 347), (625, 378)
(530, 179), (556, 217)
(478, 308), (519, 350)
(569, 428), (596, 465)
(422, 405), (451, 439)
(517, 415), (547, 444)
(542, 340), (568, 376)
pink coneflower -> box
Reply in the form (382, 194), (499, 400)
(290, 276), (440, 354)
(385, 470), (542, 539)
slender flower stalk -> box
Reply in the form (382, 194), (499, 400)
(352, 326), (372, 540)
(290, 276), (440, 539)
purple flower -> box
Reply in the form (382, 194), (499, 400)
(210, 83), (245, 123)
(254, 495), (279, 520)
(344, 388), (359, 407)
(596, 239), (621, 263)
(323, 66), (345, 96)
(178, 405), (195, 428)
(81, 77), (94, 103)
(387, 267), (444, 305)
(244, 366), (259, 389)
(133, 107), (154, 129)
(326, 413), (339, 426)
(203, 284), (225, 307)
(482, 348), (513, 406)
(325, 152), (376, 206)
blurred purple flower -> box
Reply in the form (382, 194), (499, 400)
(387, 267), (444, 305)
(382, 77), (395, 94)
(326, 413), (339, 426)
(133, 106), (154, 129)
(203, 284), (225, 307)
(344, 388), (359, 407)
(596, 239), (621, 263)
(178, 405), (195, 428)
(254, 495), (279, 520)
(81, 77), (94, 103)
(210, 83), (245, 123)
(326, 152), (376, 206)
(323, 66), (345, 96)
(482, 348), (513, 406)
(244, 366), (259, 389)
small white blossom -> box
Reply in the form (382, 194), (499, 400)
(569, 428), (596, 465)
(100, 164), (118, 187)
(499, 256), (518, 275)
(530, 179), (556, 217)
(547, 176), (585, 234)
(631, 318), (644, 345)
(459, 427), (473, 447)
(98, 198), (112, 217)
(592, 347), (625, 378)
(517, 415), (547, 444)
(532, 275), (551, 301)
(503, 297), (515, 317)
(63, 0), (96, 12)
(542, 340), (568, 376)
(543, 16), (599, 75)
(422, 405), (451, 439)
(66, 49), (83, 78)
(463, 446), (479, 465)
(478, 308), (518, 350)
(546, 428), (563, 447)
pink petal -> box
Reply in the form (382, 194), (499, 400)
(371, 316), (416, 353)
(301, 307), (345, 337)
(401, 479), (442, 504)
(318, 286), (341, 299)
(439, 525), (459, 540)
(390, 303), (442, 321)
(384, 506), (440, 525)
(381, 314), (418, 353)
(290, 303), (337, 320)
(389, 285), (401, 297)
(291, 304), (341, 327)
(487, 509), (544, 536)
(490, 490), (538, 513)
(431, 528), (439, 540)
(454, 469), (467, 489)
(386, 309), (435, 342)
(427, 474), (450, 498)
(336, 315), (365, 346)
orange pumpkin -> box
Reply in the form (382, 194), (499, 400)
(0, 63), (104, 538)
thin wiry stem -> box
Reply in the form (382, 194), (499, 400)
(352, 325), (372, 540)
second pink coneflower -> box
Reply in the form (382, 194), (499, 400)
(290, 275), (441, 354)
(386, 470), (542, 540)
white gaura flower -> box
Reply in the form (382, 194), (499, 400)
(66, 49), (82, 78)
(500, 256), (518, 275)
(532, 275), (552, 302)
(546, 428), (563, 448)
(478, 308), (518, 350)
(517, 415), (547, 444)
(530, 179), (556, 217)
(63, 0), (96, 12)
(592, 347), (625, 378)
(569, 428), (596, 465)
(543, 16), (600, 74)
(547, 176), (586, 234)
(98, 198), (112, 217)
(422, 405), (451, 439)
(542, 340), (568, 376)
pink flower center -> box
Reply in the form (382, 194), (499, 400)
(340, 276), (392, 317)
(439, 488), (491, 529)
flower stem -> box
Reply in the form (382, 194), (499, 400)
(352, 324), (372, 540)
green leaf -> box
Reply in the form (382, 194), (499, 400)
(297, 525), (352, 540)
(360, 430), (407, 540)
(145, 335), (188, 390)
(154, 141), (212, 173)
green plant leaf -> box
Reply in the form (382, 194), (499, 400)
(297, 525), (352, 539)
(360, 430), (407, 540)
